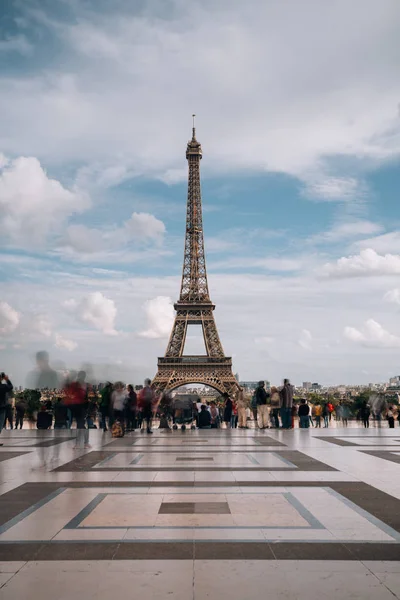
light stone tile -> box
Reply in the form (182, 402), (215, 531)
(0, 573), (16, 587)
(0, 561), (194, 599)
(194, 560), (396, 600)
(0, 563), (26, 573)
(124, 528), (195, 540)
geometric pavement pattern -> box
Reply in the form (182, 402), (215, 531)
(1, 427), (400, 599)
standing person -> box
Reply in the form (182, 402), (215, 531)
(111, 382), (127, 426)
(126, 384), (137, 431)
(250, 393), (258, 426)
(210, 402), (220, 428)
(99, 382), (112, 432)
(327, 400), (334, 422)
(138, 378), (156, 434)
(5, 395), (13, 430)
(37, 404), (53, 429)
(198, 405), (212, 429)
(314, 401), (322, 427)
(0, 374), (13, 445)
(360, 401), (370, 428)
(322, 403), (329, 428)
(336, 403), (342, 424)
(298, 399), (310, 428)
(279, 379), (294, 430)
(64, 371), (90, 449)
(54, 397), (68, 429)
(223, 393), (233, 428)
(231, 399), (238, 428)
(270, 386), (281, 428)
(15, 397), (27, 429)
(255, 381), (270, 429)
(387, 406), (395, 428)
(236, 387), (248, 429)
(341, 403), (349, 427)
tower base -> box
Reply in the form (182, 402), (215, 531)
(152, 357), (238, 396)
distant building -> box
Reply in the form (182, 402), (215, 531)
(303, 382), (312, 391)
(311, 383), (321, 390)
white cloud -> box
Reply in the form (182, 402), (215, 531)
(1, 0), (399, 189)
(298, 329), (312, 350)
(62, 212), (166, 256)
(356, 231), (400, 254)
(0, 302), (20, 335)
(310, 221), (384, 244)
(54, 334), (78, 351)
(65, 292), (118, 335)
(384, 289), (400, 305)
(0, 156), (89, 246)
(124, 212), (165, 243)
(139, 296), (175, 339)
(321, 249), (400, 278)
(302, 176), (363, 202)
(344, 319), (400, 348)
(27, 314), (52, 338)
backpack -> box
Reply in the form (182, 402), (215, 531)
(111, 420), (124, 438)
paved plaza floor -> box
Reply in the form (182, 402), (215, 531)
(0, 424), (400, 598)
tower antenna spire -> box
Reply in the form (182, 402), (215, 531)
(192, 113), (196, 140)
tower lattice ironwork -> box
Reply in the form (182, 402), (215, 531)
(152, 119), (238, 395)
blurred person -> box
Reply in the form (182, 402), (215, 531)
(270, 386), (281, 428)
(255, 381), (270, 429)
(322, 403), (329, 428)
(64, 371), (90, 449)
(291, 402), (297, 428)
(37, 404), (53, 429)
(126, 384), (137, 431)
(54, 397), (68, 429)
(236, 386), (248, 429)
(314, 401), (322, 427)
(223, 393), (233, 428)
(137, 378), (156, 434)
(341, 403), (350, 427)
(250, 392), (258, 424)
(336, 402), (342, 424)
(387, 406), (395, 428)
(5, 395), (14, 430)
(0, 373), (13, 444)
(210, 401), (220, 428)
(198, 404), (211, 428)
(279, 379), (294, 430)
(360, 401), (370, 428)
(27, 351), (59, 390)
(111, 382), (127, 427)
(327, 400), (334, 422)
(231, 399), (238, 428)
(298, 399), (310, 428)
(15, 397), (27, 429)
(99, 382), (112, 432)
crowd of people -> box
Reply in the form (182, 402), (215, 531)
(1, 368), (399, 448)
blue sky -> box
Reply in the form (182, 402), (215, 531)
(1, 0), (400, 385)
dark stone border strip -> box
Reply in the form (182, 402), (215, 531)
(360, 450), (400, 466)
(0, 451), (31, 462)
(0, 541), (399, 561)
(315, 437), (359, 447)
(316, 436), (400, 447)
(53, 450), (336, 472)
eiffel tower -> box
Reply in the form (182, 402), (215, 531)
(152, 118), (238, 395)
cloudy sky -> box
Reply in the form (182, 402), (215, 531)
(1, 0), (400, 386)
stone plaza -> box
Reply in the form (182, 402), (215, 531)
(0, 425), (400, 598)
